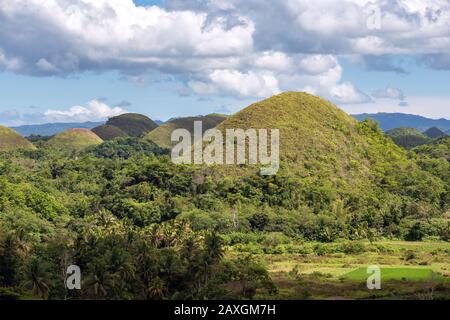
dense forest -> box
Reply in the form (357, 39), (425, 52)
(0, 93), (449, 300)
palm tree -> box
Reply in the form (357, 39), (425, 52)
(85, 261), (113, 298)
(21, 258), (52, 299)
(204, 232), (224, 264)
(148, 277), (165, 300)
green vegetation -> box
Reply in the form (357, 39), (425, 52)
(92, 124), (128, 141)
(145, 114), (227, 148)
(89, 137), (169, 159)
(102, 113), (158, 138)
(254, 240), (449, 299)
(0, 92), (448, 300)
(386, 127), (431, 148)
(414, 136), (450, 161)
(0, 126), (36, 151)
(424, 127), (448, 139)
(47, 128), (103, 151)
(343, 267), (437, 282)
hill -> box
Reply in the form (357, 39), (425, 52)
(145, 114), (227, 148)
(424, 127), (448, 139)
(386, 127), (431, 148)
(414, 136), (450, 161)
(0, 126), (36, 151)
(352, 113), (450, 132)
(210, 92), (445, 209)
(47, 128), (103, 151)
(91, 124), (128, 141)
(11, 121), (104, 137)
(102, 113), (158, 137)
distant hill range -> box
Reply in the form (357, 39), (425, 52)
(12, 121), (104, 137)
(352, 113), (450, 132)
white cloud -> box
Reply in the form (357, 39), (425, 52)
(1, 0), (450, 105)
(372, 87), (405, 100)
(188, 69), (281, 98)
(44, 100), (127, 123)
(253, 51), (293, 72)
(0, 0), (254, 76)
(0, 100), (129, 126)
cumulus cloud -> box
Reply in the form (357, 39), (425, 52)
(372, 87), (405, 100)
(45, 100), (127, 123)
(1, 0), (450, 103)
(166, 0), (450, 56)
(188, 69), (281, 98)
(1, 100), (127, 126)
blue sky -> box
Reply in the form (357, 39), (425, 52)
(0, 0), (449, 126)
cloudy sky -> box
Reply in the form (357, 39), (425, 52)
(0, 0), (449, 125)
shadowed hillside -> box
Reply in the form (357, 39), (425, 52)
(105, 113), (158, 137)
(92, 124), (128, 141)
(47, 128), (103, 151)
(145, 114), (227, 148)
(0, 126), (36, 151)
(386, 127), (431, 148)
(424, 127), (448, 139)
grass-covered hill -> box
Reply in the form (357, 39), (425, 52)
(212, 92), (446, 211)
(424, 127), (448, 139)
(0, 92), (449, 301)
(47, 128), (103, 151)
(386, 127), (431, 148)
(215, 92), (378, 180)
(102, 113), (158, 138)
(145, 114), (228, 148)
(0, 126), (36, 151)
(92, 124), (128, 141)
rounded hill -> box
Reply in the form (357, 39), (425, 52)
(48, 128), (103, 151)
(146, 114), (227, 148)
(0, 126), (36, 151)
(216, 92), (368, 177)
(105, 113), (158, 137)
(386, 127), (431, 148)
(92, 124), (128, 141)
(424, 127), (448, 139)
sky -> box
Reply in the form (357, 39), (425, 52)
(0, 0), (449, 126)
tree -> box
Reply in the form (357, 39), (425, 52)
(21, 258), (52, 299)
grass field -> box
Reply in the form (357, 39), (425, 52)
(343, 267), (438, 281)
(229, 240), (450, 300)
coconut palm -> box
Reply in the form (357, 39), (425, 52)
(148, 277), (165, 300)
(21, 258), (52, 299)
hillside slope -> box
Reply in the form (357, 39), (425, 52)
(146, 114), (227, 148)
(92, 124), (128, 141)
(0, 126), (36, 151)
(211, 92), (445, 209)
(386, 127), (431, 148)
(424, 127), (448, 139)
(47, 128), (103, 151)
(104, 113), (158, 137)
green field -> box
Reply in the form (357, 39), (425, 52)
(232, 241), (450, 300)
(344, 267), (437, 281)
